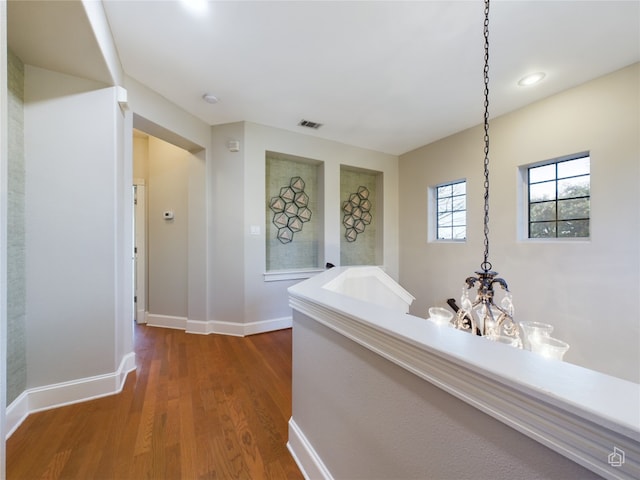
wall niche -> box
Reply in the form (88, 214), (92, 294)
(266, 152), (324, 272)
(340, 165), (383, 266)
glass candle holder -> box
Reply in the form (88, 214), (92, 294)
(529, 336), (570, 360)
(428, 307), (453, 326)
(486, 334), (519, 347)
(520, 321), (553, 350)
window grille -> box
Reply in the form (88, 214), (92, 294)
(528, 154), (590, 238)
(436, 180), (466, 240)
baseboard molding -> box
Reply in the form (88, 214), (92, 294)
(243, 316), (292, 335)
(287, 418), (333, 480)
(5, 391), (28, 440)
(186, 319), (245, 336)
(146, 313), (187, 330)
(147, 314), (292, 337)
(5, 352), (136, 439)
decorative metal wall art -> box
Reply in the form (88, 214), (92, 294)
(269, 176), (312, 244)
(342, 186), (372, 242)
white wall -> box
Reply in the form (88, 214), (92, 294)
(399, 64), (639, 383)
(114, 88), (134, 373)
(207, 121), (399, 333)
(23, 65), (133, 386)
(209, 122), (246, 326)
(291, 310), (602, 480)
(129, 106), (400, 334)
(241, 122), (399, 327)
(125, 76), (210, 151)
(125, 76), (209, 331)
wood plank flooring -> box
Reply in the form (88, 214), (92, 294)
(7, 325), (304, 480)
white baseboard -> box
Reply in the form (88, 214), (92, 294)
(146, 313), (187, 330)
(147, 313), (292, 337)
(5, 391), (28, 440)
(287, 418), (333, 480)
(186, 319), (244, 336)
(244, 316), (292, 335)
(5, 352), (136, 439)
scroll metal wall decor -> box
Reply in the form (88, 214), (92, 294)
(342, 186), (372, 242)
(269, 176), (312, 244)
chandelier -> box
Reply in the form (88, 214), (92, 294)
(433, 0), (570, 362)
(450, 0), (522, 347)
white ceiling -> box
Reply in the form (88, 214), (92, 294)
(8, 1), (640, 155)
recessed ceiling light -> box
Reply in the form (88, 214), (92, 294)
(202, 93), (219, 104)
(518, 72), (546, 87)
(181, 0), (208, 15)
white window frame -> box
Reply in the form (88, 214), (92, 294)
(430, 179), (467, 242)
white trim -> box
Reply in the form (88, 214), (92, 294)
(146, 313), (187, 330)
(428, 178), (468, 243)
(147, 314), (292, 336)
(287, 418), (334, 480)
(5, 352), (136, 439)
(186, 319), (244, 336)
(4, 391), (28, 440)
(136, 308), (147, 324)
(263, 268), (324, 282)
(185, 316), (293, 336)
(321, 265), (414, 312)
(288, 267), (640, 480)
(243, 316), (292, 335)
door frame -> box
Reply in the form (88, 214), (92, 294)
(133, 180), (146, 323)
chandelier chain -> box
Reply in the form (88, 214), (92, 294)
(482, 0), (492, 273)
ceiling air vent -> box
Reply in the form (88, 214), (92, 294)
(298, 119), (323, 129)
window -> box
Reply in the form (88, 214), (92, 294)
(528, 153), (590, 238)
(436, 180), (466, 240)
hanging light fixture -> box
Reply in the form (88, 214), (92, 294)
(450, 0), (522, 347)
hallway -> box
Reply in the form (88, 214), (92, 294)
(7, 325), (303, 479)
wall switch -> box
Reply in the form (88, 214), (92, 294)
(250, 225), (260, 235)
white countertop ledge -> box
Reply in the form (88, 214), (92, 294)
(288, 266), (640, 480)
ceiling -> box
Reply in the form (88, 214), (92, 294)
(8, 1), (640, 155)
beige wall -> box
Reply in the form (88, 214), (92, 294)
(133, 133), (206, 323)
(399, 63), (640, 383)
(209, 122), (246, 325)
(147, 137), (190, 318)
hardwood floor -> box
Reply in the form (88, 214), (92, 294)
(7, 325), (304, 480)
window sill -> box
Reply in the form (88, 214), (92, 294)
(264, 268), (325, 282)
